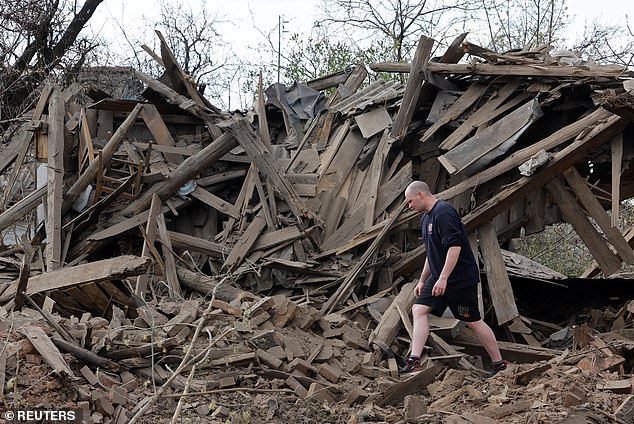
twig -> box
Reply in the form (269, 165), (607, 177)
(128, 276), (231, 424)
(593, 407), (626, 424)
(163, 387), (295, 398)
(170, 273), (223, 424)
(22, 293), (76, 345)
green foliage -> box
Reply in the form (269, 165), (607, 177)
(516, 200), (634, 277)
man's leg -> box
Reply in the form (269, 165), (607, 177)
(465, 319), (503, 363)
(410, 304), (433, 357)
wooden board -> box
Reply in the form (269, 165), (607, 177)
(478, 222), (519, 325)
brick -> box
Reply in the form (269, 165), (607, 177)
(322, 313), (348, 327)
(322, 328), (342, 338)
(404, 395), (427, 419)
(285, 376), (308, 398)
(288, 358), (318, 377)
(388, 358), (399, 378)
(249, 311), (271, 327)
(217, 376), (236, 388)
(343, 387), (368, 406)
(81, 366), (104, 389)
(267, 345), (286, 361)
(110, 386), (128, 406)
(293, 305), (320, 330)
(211, 406), (230, 419)
(246, 296), (275, 317)
(97, 370), (120, 389)
(283, 336), (305, 360)
(318, 363), (341, 383)
(257, 349), (283, 369)
(271, 299), (298, 328)
(306, 382), (336, 404)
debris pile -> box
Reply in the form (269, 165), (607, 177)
(1, 33), (634, 422)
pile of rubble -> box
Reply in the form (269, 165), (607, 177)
(1, 33), (634, 422)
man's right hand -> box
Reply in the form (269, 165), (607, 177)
(414, 281), (424, 296)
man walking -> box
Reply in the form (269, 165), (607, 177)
(401, 181), (507, 376)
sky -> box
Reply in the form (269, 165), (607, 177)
(86, 0), (633, 108)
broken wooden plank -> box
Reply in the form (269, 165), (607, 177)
(390, 35), (434, 141)
(439, 79), (524, 150)
(21, 325), (74, 377)
(545, 177), (622, 276)
(0, 255), (151, 304)
(190, 186), (240, 219)
(156, 212), (181, 299)
(375, 365), (437, 407)
(46, 90), (65, 271)
(438, 97), (542, 175)
(222, 213), (267, 272)
(612, 133), (623, 227)
(421, 82), (489, 143)
(140, 103), (185, 164)
(364, 130), (392, 230)
(321, 201), (408, 315)
(439, 107), (615, 202)
(563, 167), (634, 264)
(461, 113), (626, 233)
(478, 222), (519, 325)
(371, 62), (631, 78)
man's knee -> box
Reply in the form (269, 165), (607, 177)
(412, 304), (431, 318)
(464, 319), (483, 329)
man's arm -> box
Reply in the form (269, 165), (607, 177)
(415, 258), (431, 296)
(432, 246), (461, 296)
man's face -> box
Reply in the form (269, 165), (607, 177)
(405, 191), (426, 213)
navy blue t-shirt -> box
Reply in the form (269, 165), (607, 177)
(421, 200), (479, 288)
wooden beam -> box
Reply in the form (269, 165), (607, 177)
(320, 201), (408, 315)
(369, 282), (416, 348)
(612, 134), (623, 227)
(121, 129), (238, 216)
(545, 177), (622, 276)
(462, 114), (626, 233)
(439, 108), (614, 202)
(168, 230), (227, 258)
(370, 61), (631, 78)
(0, 255), (151, 304)
(390, 36), (434, 141)
(478, 222), (519, 325)
(222, 213), (267, 272)
(46, 91), (65, 271)
(140, 104), (185, 164)
(364, 130), (391, 229)
(563, 167), (634, 264)
(156, 212), (181, 299)
(135, 194), (161, 296)
(190, 186), (240, 219)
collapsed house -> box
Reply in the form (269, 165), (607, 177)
(1, 33), (634, 423)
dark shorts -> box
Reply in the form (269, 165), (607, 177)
(414, 280), (481, 322)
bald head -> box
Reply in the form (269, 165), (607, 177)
(404, 181), (436, 213)
(405, 181), (431, 197)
